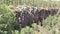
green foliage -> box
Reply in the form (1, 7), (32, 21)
(0, 4), (18, 24)
(0, 4), (17, 34)
(0, 0), (60, 7)
(43, 13), (60, 30)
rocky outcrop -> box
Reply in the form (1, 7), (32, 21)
(11, 6), (59, 30)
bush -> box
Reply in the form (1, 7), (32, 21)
(0, 4), (17, 34)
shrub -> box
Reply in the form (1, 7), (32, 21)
(0, 4), (17, 34)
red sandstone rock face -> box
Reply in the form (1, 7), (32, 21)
(11, 6), (59, 30)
